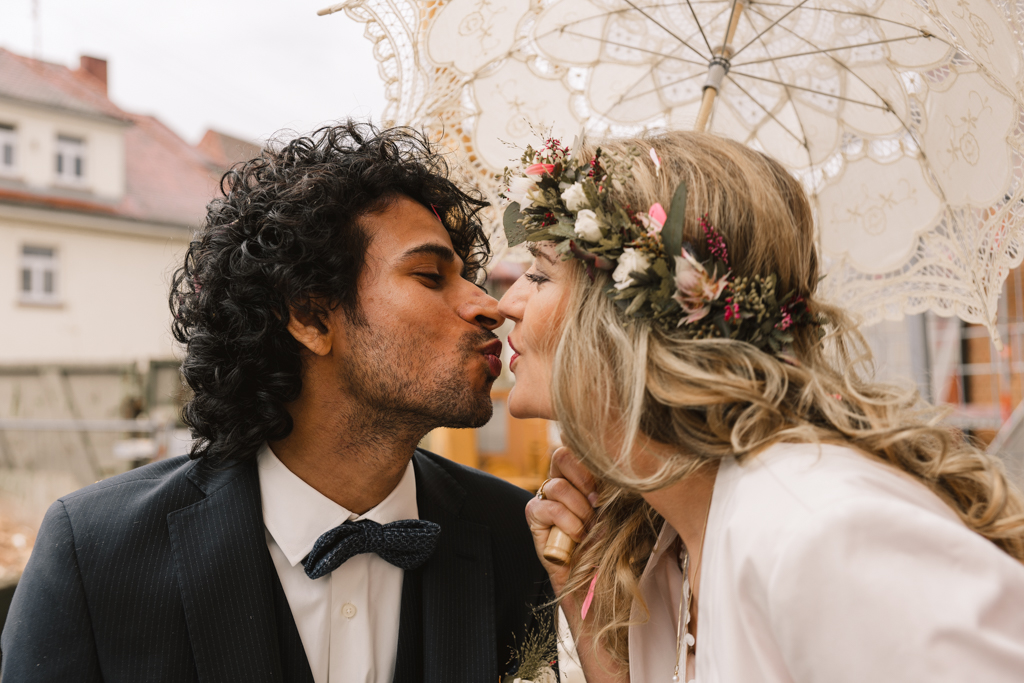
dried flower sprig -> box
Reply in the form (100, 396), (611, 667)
(504, 606), (558, 683)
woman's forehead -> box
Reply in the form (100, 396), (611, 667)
(527, 241), (559, 264)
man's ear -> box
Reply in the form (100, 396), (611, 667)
(286, 307), (332, 356)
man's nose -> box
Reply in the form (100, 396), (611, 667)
(459, 284), (505, 330)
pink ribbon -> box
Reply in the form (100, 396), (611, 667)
(581, 570), (599, 621)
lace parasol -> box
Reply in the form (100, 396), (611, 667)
(322, 0), (1024, 341)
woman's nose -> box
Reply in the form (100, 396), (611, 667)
(497, 277), (526, 323)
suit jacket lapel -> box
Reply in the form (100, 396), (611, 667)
(167, 460), (284, 682)
(400, 451), (497, 683)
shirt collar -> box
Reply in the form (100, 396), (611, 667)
(256, 443), (419, 567)
(641, 521), (680, 584)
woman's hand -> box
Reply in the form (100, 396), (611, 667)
(525, 446), (600, 593)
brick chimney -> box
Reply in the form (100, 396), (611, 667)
(78, 55), (108, 94)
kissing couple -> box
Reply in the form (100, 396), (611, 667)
(5, 122), (1024, 682)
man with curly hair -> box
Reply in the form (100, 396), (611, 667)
(2, 122), (550, 682)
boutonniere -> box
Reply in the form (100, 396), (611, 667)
(503, 606), (558, 683)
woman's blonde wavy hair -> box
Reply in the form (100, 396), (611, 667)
(551, 130), (1024, 667)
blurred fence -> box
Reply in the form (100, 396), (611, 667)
(0, 362), (188, 527)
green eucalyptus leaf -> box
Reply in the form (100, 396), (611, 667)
(663, 180), (688, 260)
(504, 203), (527, 247)
(550, 223), (578, 239)
(625, 289), (649, 316)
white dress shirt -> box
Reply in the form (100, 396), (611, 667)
(630, 442), (1024, 683)
(257, 444), (418, 683)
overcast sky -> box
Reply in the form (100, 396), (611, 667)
(1, 0), (387, 144)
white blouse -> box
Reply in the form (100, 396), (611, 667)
(629, 442), (1024, 682)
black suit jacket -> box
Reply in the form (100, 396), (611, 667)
(1, 449), (550, 682)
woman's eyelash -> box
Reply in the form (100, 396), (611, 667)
(525, 273), (549, 285)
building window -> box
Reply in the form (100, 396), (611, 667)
(55, 135), (86, 184)
(0, 124), (15, 176)
(20, 245), (60, 304)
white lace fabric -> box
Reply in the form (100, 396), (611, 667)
(335, 0), (1024, 338)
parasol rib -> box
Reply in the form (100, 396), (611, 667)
(734, 34), (935, 67)
(684, 0), (715, 55)
(609, 70), (708, 108)
(729, 0), (813, 61)
(621, 0), (710, 62)
(724, 74), (807, 146)
(729, 70), (894, 110)
(747, 2), (952, 42)
(744, 4), (925, 152)
(555, 29), (710, 68)
(744, 11), (814, 165)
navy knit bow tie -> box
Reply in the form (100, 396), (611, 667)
(303, 518), (441, 580)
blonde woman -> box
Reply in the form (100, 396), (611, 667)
(497, 131), (1024, 682)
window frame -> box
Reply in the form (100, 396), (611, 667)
(0, 124), (16, 177)
(55, 135), (87, 186)
(19, 245), (61, 306)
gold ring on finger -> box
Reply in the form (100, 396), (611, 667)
(536, 477), (553, 500)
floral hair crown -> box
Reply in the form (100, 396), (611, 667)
(501, 137), (823, 354)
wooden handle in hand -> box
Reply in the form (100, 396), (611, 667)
(543, 527), (576, 565)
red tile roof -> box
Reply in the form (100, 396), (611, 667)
(0, 48), (228, 228)
(0, 48), (128, 122)
(197, 129), (263, 170)
(118, 113), (218, 226)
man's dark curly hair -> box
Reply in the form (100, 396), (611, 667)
(169, 121), (491, 466)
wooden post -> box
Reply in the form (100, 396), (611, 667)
(428, 427), (479, 469)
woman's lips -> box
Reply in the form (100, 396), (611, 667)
(508, 338), (520, 370)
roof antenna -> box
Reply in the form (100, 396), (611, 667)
(32, 0), (42, 58)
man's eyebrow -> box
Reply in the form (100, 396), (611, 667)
(397, 243), (457, 264)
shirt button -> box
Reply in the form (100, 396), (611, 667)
(341, 603), (357, 619)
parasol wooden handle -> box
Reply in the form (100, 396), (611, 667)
(543, 527), (577, 565)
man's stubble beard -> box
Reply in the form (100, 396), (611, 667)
(339, 322), (497, 442)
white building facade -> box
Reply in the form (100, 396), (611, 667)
(0, 49), (237, 487)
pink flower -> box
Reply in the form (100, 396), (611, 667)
(723, 299), (741, 323)
(525, 163), (555, 177)
(701, 215), (729, 265)
(777, 311), (793, 330)
(673, 250), (730, 325)
(647, 203), (667, 234)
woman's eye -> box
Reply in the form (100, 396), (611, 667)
(525, 272), (549, 286)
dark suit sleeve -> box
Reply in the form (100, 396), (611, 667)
(1, 500), (103, 681)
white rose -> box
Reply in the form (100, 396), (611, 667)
(560, 182), (589, 211)
(612, 248), (651, 290)
(573, 209), (603, 242)
(507, 176), (540, 210)
(512, 666), (557, 683)
(533, 667), (558, 683)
